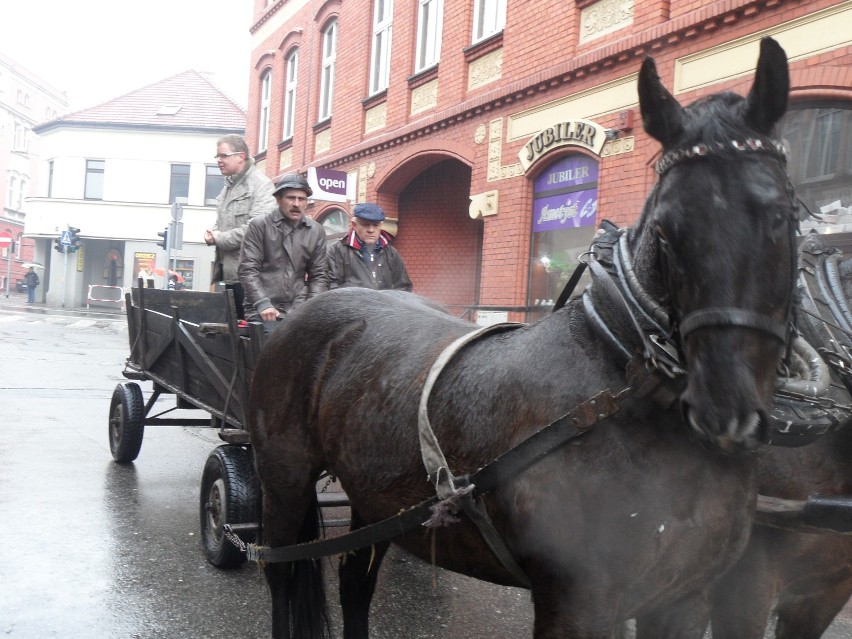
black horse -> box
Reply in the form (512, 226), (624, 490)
(698, 232), (852, 639)
(247, 38), (795, 639)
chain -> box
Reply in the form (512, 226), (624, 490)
(319, 474), (336, 493)
(222, 524), (247, 552)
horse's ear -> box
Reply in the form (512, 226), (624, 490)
(744, 37), (789, 134)
(638, 55), (685, 147)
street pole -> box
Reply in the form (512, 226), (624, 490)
(5, 245), (11, 298)
(61, 248), (67, 308)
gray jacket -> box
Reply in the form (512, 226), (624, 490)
(212, 159), (275, 284)
(239, 210), (329, 317)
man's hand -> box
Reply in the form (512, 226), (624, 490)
(204, 229), (216, 246)
(260, 307), (280, 321)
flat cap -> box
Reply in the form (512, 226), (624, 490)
(353, 202), (385, 222)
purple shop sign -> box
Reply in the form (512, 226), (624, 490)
(534, 155), (599, 194)
(533, 189), (598, 232)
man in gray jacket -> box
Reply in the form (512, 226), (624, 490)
(327, 202), (413, 292)
(204, 134), (275, 319)
(239, 173), (328, 325)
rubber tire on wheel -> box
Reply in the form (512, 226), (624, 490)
(109, 382), (145, 463)
(200, 445), (260, 569)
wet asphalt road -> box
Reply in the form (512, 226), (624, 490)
(1, 294), (851, 638)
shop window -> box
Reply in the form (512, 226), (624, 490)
(778, 103), (852, 224)
(528, 154), (599, 315)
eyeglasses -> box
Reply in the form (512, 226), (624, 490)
(214, 152), (243, 160)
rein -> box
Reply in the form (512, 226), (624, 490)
(231, 388), (624, 566)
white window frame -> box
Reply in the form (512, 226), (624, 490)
(415, 0), (443, 73)
(472, 0), (506, 44)
(369, 0), (393, 95)
(258, 70), (272, 152)
(319, 20), (338, 121)
(7, 175), (16, 208)
(282, 48), (299, 140)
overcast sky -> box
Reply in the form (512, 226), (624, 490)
(3, 0), (253, 112)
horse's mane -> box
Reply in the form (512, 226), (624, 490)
(680, 91), (754, 147)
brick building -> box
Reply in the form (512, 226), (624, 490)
(246, 0), (852, 321)
(0, 52), (67, 294)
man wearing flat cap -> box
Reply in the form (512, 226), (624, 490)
(239, 173), (328, 324)
(327, 202), (413, 292)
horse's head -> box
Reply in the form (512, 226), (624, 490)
(637, 37), (796, 451)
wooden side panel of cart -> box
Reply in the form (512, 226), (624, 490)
(124, 286), (264, 431)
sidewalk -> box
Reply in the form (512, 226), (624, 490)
(0, 289), (124, 317)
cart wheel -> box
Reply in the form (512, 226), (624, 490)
(109, 382), (145, 463)
(200, 445), (259, 569)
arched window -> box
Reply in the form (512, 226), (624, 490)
(258, 69), (272, 152)
(319, 208), (350, 240)
(369, 0), (393, 95)
(318, 19), (337, 121)
(780, 102), (852, 236)
(283, 48), (299, 140)
(527, 154), (599, 313)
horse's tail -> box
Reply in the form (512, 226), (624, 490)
(290, 493), (331, 639)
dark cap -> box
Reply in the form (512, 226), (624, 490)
(273, 173), (312, 197)
(353, 202), (385, 222)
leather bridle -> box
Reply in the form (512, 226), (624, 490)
(655, 137), (798, 352)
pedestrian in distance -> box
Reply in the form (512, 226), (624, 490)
(327, 202), (413, 292)
(24, 267), (39, 303)
(238, 173), (328, 329)
(204, 134), (275, 319)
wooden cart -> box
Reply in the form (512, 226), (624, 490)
(108, 285), (347, 568)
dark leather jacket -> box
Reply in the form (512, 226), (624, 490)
(327, 230), (412, 292)
(239, 209), (328, 317)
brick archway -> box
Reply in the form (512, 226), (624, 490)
(378, 153), (480, 313)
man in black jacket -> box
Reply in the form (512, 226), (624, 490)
(327, 203), (412, 292)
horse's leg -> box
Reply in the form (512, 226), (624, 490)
(632, 593), (710, 639)
(339, 509), (390, 639)
(255, 447), (329, 639)
(708, 557), (776, 639)
(530, 576), (620, 639)
(774, 575), (852, 639)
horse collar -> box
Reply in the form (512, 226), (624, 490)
(655, 137), (787, 177)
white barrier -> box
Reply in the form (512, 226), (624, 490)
(87, 284), (125, 309)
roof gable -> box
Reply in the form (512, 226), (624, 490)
(34, 70), (245, 133)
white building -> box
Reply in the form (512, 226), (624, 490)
(26, 71), (246, 308)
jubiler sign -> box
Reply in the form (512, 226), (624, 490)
(519, 119), (607, 171)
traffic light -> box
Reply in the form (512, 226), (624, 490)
(54, 237), (65, 253)
(156, 227), (169, 250)
(67, 227), (81, 253)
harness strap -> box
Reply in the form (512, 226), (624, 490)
(419, 322), (524, 499)
(679, 307), (788, 343)
(241, 389), (623, 566)
(417, 321), (529, 585)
